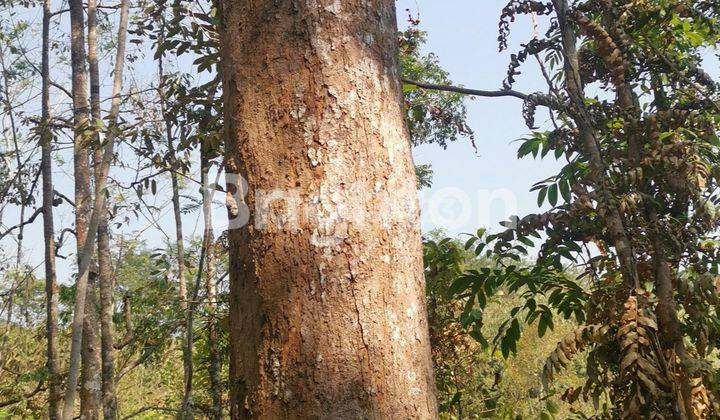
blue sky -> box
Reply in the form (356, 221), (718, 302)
(397, 0), (562, 236)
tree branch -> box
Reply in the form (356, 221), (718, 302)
(402, 78), (530, 100)
(121, 406), (179, 419)
(0, 207), (43, 242)
(0, 381), (46, 408)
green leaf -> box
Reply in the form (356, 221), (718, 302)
(518, 236), (534, 247)
(547, 400), (559, 414)
(402, 84), (418, 93)
(559, 180), (570, 202)
(548, 183), (558, 207)
(449, 276), (473, 295)
(537, 187), (547, 207)
(464, 236), (478, 250)
(538, 315), (548, 337)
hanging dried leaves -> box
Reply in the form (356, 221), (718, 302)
(616, 290), (669, 418)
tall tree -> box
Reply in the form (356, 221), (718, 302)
(428, 0), (720, 418)
(80, 0), (104, 415)
(40, 0), (62, 416)
(97, 1), (130, 416)
(218, 0), (438, 417)
(62, 0), (125, 416)
(63, 0), (94, 416)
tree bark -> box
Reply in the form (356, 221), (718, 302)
(201, 137), (222, 420)
(63, 0), (93, 416)
(80, 274), (101, 420)
(92, 1), (129, 417)
(41, 0), (63, 416)
(218, 1), (438, 418)
(81, 0), (103, 415)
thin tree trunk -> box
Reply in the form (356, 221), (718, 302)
(201, 138), (222, 420)
(80, 0), (103, 414)
(41, 0), (62, 415)
(551, 0), (639, 289)
(85, 0), (126, 417)
(80, 273), (101, 420)
(92, 1), (130, 417)
(218, 1), (438, 417)
(63, 0), (93, 416)
(156, 49), (192, 417)
(554, 2), (695, 417)
(97, 2), (130, 409)
(62, 0), (125, 415)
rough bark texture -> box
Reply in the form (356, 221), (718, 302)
(41, 0), (62, 416)
(219, 1), (438, 418)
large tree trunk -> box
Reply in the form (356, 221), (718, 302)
(41, 0), (62, 416)
(218, 1), (438, 418)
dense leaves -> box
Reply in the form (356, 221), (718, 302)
(441, 0), (720, 417)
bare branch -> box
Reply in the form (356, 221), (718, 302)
(402, 78), (530, 100)
(0, 207), (43, 242)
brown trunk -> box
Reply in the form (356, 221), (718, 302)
(97, 213), (116, 420)
(650, 209), (694, 419)
(201, 140), (222, 420)
(218, 1), (438, 418)
(90, 2), (129, 412)
(41, 0), (62, 415)
(97, 193), (117, 420)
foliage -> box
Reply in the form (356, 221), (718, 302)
(424, 233), (592, 418)
(398, 12), (474, 150)
(444, 0), (720, 417)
